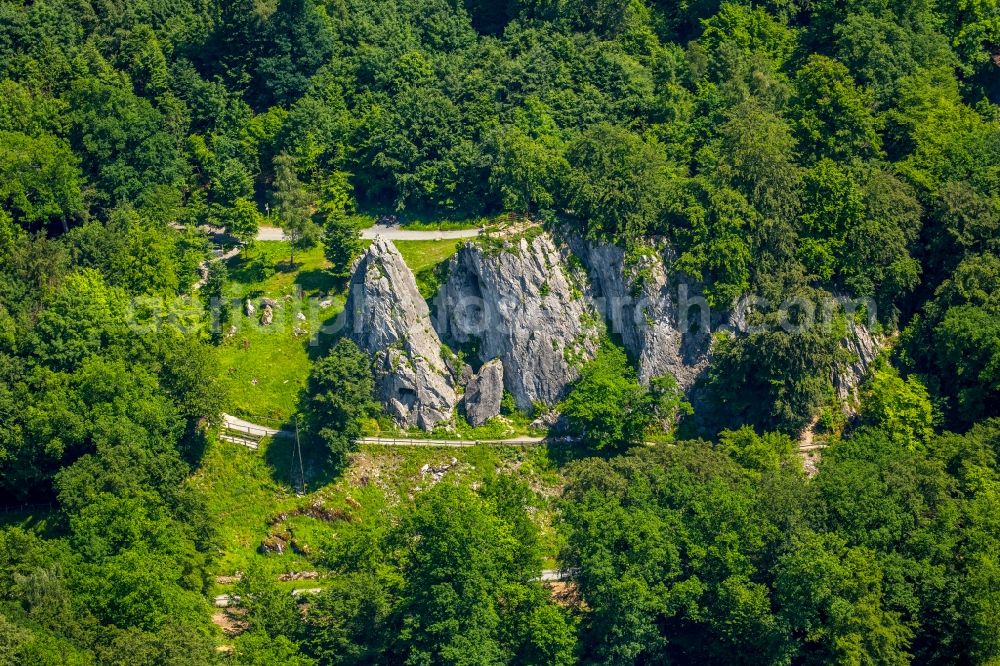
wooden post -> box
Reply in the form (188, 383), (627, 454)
(294, 416), (306, 495)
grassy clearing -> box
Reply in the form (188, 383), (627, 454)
(216, 243), (345, 421)
(216, 239), (463, 419)
(191, 436), (310, 578)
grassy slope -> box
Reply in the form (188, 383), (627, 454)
(215, 242), (342, 421)
(392, 238), (462, 298)
(192, 435), (566, 588)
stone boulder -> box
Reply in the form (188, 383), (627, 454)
(437, 232), (601, 410)
(463, 359), (504, 426)
(346, 236), (457, 430)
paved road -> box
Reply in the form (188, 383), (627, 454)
(190, 224), (480, 291)
(256, 224), (482, 242)
(221, 414), (545, 448)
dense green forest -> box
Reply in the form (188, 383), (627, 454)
(1, 0), (999, 663)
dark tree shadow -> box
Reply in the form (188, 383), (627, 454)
(544, 440), (614, 468)
(227, 254), (275, 285)
(181, 423), (210, 468)
(263, 396), (345, 493)
(295, 269), (342, 294)
(264, 433), (346, 493)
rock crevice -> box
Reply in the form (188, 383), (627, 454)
(575, 241), (715, 391)
(463, 358), (504, 426)
(437, 233), (602, 410)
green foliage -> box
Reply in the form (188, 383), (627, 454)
(233, 631), (317, 665)
(0, 0), (999, 660)
(67, 77), (187, 211)
(491, 99), (568, 213)
(796, 162), (922, 313)
(561, 422), (1000, 664)
(719, 426), (796, 473)
(64, 208), (202, 296)
(561, 123), (670, 245)
(273, 152), (320, 266)
(773, 531), (913, 664)
(560, 442), (804, 663)
(224, 197), (262, 247)
(322, 216), (363, 278)
(307, 338), (377, 462)
(390, 483), (574, 665)
(237, 562), (303, 639)
(861, 362), (935, 448)
(30, 269), (129, 372)
(791, 55), (881, 162)
(0, 131), (83, 230)
(901, 253), (1000, 428)
(707, 306), (844, 435)
(561, 340), (652, 451)
(649, 373), (694, 431)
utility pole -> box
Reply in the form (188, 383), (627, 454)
(294, 415), (306, 495)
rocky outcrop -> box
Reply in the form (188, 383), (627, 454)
(437, 232), (601, 410)
(345, 236), (457, 430)
(576, 241), (715, 390)
(463, 359), (504, 426)
(834, 320), (881, 405)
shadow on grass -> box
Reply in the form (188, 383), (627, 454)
(296, 269), (343, 294)
(227, 254), (276, 286)
(263, 428), (344, 493)
(181, 425), (211, 468)
(306, 313), (350, 362)
(262, 397), (347, 494)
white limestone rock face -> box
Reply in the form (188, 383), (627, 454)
(463, 358), (504, 427)
(577, 241), (715, 391)
(345, 236), (457, 430)
(438, 233), (601, 410)
(833, 320), (882, 407)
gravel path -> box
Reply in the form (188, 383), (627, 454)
(256, 224), (482, 242)
(221, 414), (545, 448)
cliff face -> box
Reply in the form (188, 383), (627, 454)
(834, 320), (882, 407)
(577, 242), (715, 390)
(437, 233), (602, 410)
(577, 240), (884, 419)
(345, 237), (457, 430)
(344, 232), (882, 433)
